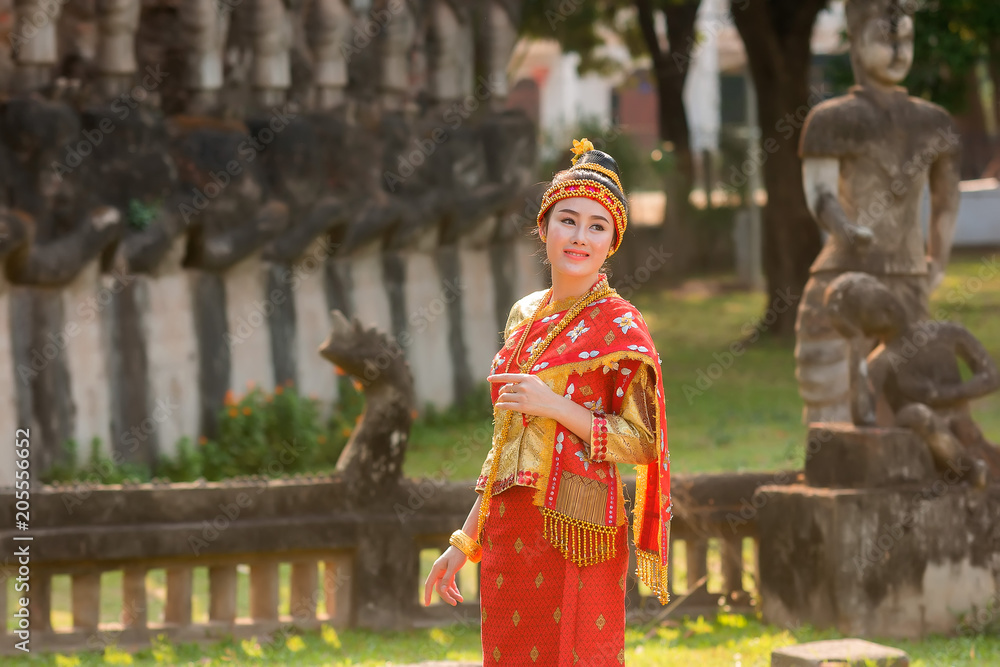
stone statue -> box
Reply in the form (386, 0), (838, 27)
(796, 0), (961, 423)
(167, 117), (290, 270)
(824, 272), (1000, 487)
(319, 310), (415, 499)
(0, 97), (124, 285)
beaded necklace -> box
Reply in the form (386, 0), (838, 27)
(473, 280), (614, 546)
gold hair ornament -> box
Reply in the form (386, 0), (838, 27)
(570, 138), (595, 164)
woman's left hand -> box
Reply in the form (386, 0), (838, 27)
(488, 373), (563, 419)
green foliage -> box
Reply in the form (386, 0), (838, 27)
(538, 117), (676, 192)
(421, 382), (493, 427)
(126, 198), (160, 230)
(42, 380), (365, 485)
(41, 437), (151, 485)
(520, 0), (622, 74)
(153, 436), (203, 482)
(907, 1), (1000, 113)
(197, 381), (356, 481)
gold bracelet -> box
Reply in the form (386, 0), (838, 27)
(449, 530), (483, 563)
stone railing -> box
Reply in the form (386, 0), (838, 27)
(0, 470), (795, 654)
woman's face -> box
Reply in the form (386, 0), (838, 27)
(544, 196), (615, 280)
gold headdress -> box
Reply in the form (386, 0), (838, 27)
(537, 138), (628, 256)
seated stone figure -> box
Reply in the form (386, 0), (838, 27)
(824, 272), (1000, 487)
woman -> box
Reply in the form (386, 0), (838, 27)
(423, 139), (672, 666)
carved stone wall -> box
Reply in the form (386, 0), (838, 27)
(0, 0), (540, 485)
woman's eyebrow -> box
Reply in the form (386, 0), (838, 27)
(556, 207), (609, 224)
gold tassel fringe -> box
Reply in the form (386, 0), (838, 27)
(540, 508), (617, 567)
(635, 548), (670, 604)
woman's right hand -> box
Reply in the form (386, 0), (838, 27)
(423, 546), (467, 607)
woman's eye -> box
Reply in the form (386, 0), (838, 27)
(561, 217), (575, 225)
(591, 224), (605, 232)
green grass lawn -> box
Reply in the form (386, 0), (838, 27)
(405, 251), (1000, 482)
(7, 613), (1000, 665)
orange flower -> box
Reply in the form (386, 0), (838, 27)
(224, 390), (236, 406)
(351, 379), (362, 392)
(275, 386), (284, 395)
(243, 406), (252, 416)
(341, 427), (351, 438)
(410, 409), (418, 420)
(228, 408), (238, 418)
(317, 435), (327, 444)
(198, 436), (208, 446)
(335, 366), (347, 376)
(285, 379), (294, 388)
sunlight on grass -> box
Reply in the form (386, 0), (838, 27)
(11, 613), (1000, 665)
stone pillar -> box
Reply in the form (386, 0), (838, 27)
(164, 566), (193, 626)
(309, 0), (352, 110)
(380, 0), (416, 111)
(351, 242), (394, 349)
(251, 0), (292, 107)
(456, 241), (498, 393)
(428, 1), (473, 104)
(181, 0), (230, 112)
(287, 240), (339, 410)
(401, 244), (454, 409)
(139, 239), (201, 460)
(95, 0), (141, 98)
(11, 0), (63, 91)
(0, 280), (19, 489)
(484, 1), (517, 109)
(223, 254), (276, 397)
(63, 263), (116, 464)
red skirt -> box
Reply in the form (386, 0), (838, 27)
(480, 486), (628, 666)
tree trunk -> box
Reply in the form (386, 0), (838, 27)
(985, 40), (1000, 179)
(635, 0), (699, 192)
(732, 0), (826, 337)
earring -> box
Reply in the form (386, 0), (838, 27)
(540, 234), (547, 242)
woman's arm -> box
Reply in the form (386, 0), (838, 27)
(423, 492), (483, 607)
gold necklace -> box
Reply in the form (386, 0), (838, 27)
(474, 281), (614, 545)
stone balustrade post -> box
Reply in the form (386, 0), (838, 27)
(96, 0), (141, 98)
(165, 567), (193, 627)
(11, 0), (63, 91)
(181, 0), (230, 112)
(251, 0), (292, 107)
(71, 571), (101, 632)
(309, 0), (351, 110)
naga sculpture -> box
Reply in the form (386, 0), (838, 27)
(319, 310), (415, 498)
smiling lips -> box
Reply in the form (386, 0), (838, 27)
(564, 249), (589, 260)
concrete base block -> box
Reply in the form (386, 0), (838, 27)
(757, 480), (1000, 638)
(805, 425), (935, 488)
(772, 638), (909, 666)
